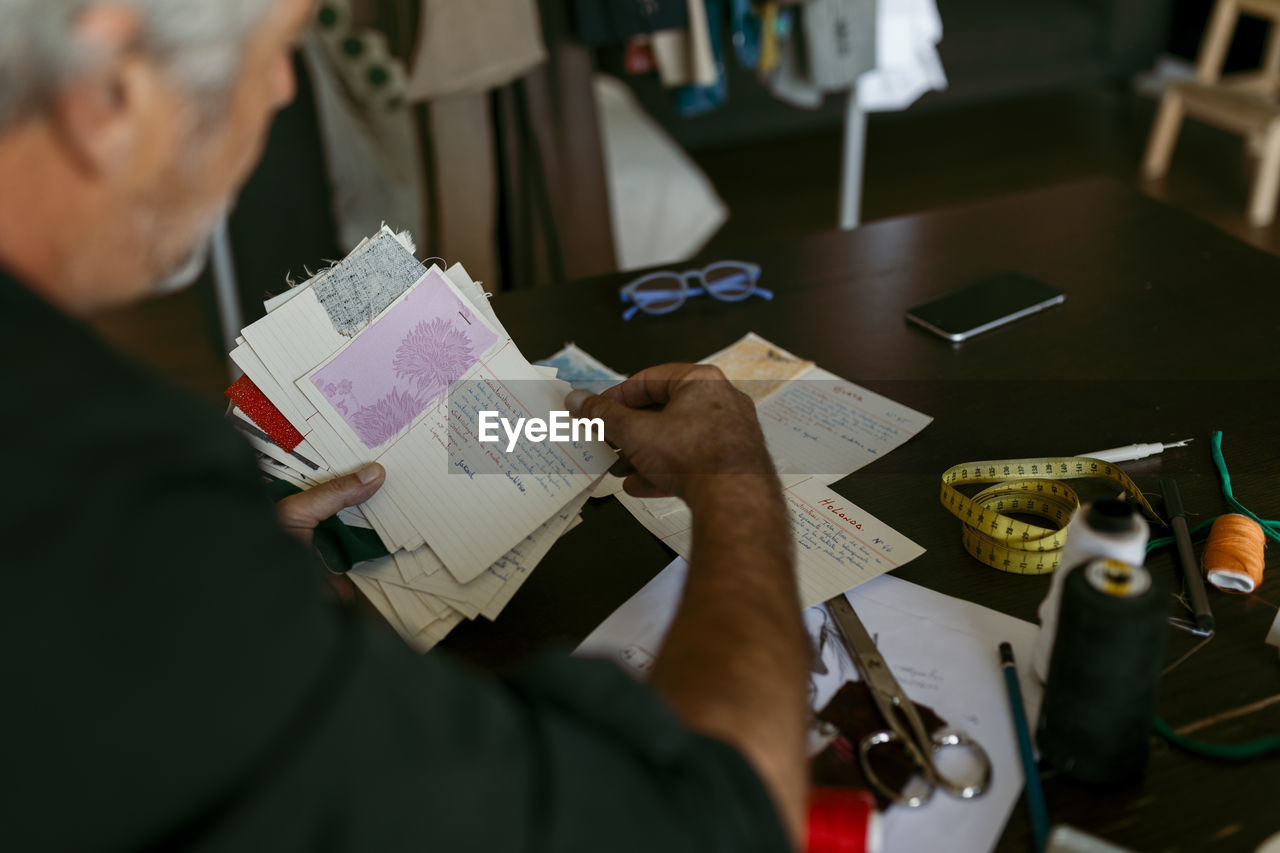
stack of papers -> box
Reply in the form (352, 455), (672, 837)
(225, 228), (615, 651)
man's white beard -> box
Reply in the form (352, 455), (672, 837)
(150, 236), (211, 295)
(147, 205), (229, 297)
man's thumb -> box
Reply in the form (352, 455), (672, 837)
(278, 463), (385, 530)
(565, 389), (647, 450)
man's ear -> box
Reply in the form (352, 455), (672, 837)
(51, 4), (154, 176)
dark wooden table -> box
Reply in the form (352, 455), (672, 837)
(442, 179), (1280, 852)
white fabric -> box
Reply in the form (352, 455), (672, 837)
(856, 0), (947, 112)
(304, 12), (425, 252)
(594, 75), (727, 271)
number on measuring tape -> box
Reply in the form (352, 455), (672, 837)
(940, 457), (1161, 575)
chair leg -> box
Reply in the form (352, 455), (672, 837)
(1143, 91), (1186, 179)
(1248, 122), (1280, 226)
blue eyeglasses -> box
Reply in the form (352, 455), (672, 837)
(620, 261), (772, 321)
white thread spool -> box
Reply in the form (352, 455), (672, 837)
(1032, 499), (1149, 682)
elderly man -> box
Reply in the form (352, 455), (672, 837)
(0, 1), (809, 849)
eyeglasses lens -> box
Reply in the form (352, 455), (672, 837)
(704, 265), (755, 301)
(633, 274), (687, 314)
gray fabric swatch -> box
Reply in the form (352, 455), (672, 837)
(312, 230), (425, 336)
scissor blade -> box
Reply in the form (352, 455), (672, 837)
(824, 595), (899, 695)
(825, 595), (876, 655)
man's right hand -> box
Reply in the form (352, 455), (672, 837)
(568, 363), (808, 849)
(564, 363), (775, 504)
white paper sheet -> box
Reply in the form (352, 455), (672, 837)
(577, 560), (1043, 853)
(618, 474), (925, 609)
(758, 365), (932, 485)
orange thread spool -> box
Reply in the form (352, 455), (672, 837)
(1202, 514), (1267, 593)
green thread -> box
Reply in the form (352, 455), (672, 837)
(1211, 431), (1280, 542)
(1153, 717), (1280, 760)
(1149, 431), (1278, 760)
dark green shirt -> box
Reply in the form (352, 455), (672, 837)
(0, 268), (789, 852)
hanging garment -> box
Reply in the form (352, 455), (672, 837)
(571, 0), (690, 45)
(305, 2), (426, 252)
(855, 0), (946, 111)
(406, 0), (548, 99)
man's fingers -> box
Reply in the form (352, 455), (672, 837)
(608, 454), (635, 479)
(276, 463), (385, 541)
(622, 474), (673, 500)
(598, 363), (718, 410)
(566, 388), (656, 453)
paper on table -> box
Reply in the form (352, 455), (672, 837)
(703, 332), (814, 401)
(617, 474), (924, 608)
(758, 366), (932, 485)
(536, 343), (627, 394)
(703, 333), (932, 485)
(577, 561), (1043, 853)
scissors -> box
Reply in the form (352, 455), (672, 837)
(824, 594), (993, 808)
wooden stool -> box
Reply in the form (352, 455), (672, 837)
(1144, 0), (1280, 226)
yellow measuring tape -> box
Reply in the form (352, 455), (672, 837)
(940, 457), (1162, 575)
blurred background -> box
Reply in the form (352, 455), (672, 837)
(89, 0), (1280, 404)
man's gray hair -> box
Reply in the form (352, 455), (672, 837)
(0, 0), (279, 131)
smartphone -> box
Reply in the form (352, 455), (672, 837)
(905, 272), (1065, 342)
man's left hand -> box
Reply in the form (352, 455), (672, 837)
(276, 463), (386, 547)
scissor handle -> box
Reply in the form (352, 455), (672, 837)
(857, 729), (936, 809)
(929, 728), (992, 800)
(857, 727), (992, 808)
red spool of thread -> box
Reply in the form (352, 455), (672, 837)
(806, 787), (880, 853)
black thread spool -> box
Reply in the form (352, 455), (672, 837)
(1037, 558), (1168, 784)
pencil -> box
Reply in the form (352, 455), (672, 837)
(1000, 641), (1049, 853)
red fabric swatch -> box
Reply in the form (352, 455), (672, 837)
(225, 374), (305, 451)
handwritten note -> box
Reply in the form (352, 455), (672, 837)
(617, 474), (923, 608)
(757, 366), (931, 484)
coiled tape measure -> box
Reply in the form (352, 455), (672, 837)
(940, 457), (1162, 575)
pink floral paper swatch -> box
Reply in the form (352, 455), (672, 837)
(312, 270), (498, 449)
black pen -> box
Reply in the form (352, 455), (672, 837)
(1160, 477), (1214, 634)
